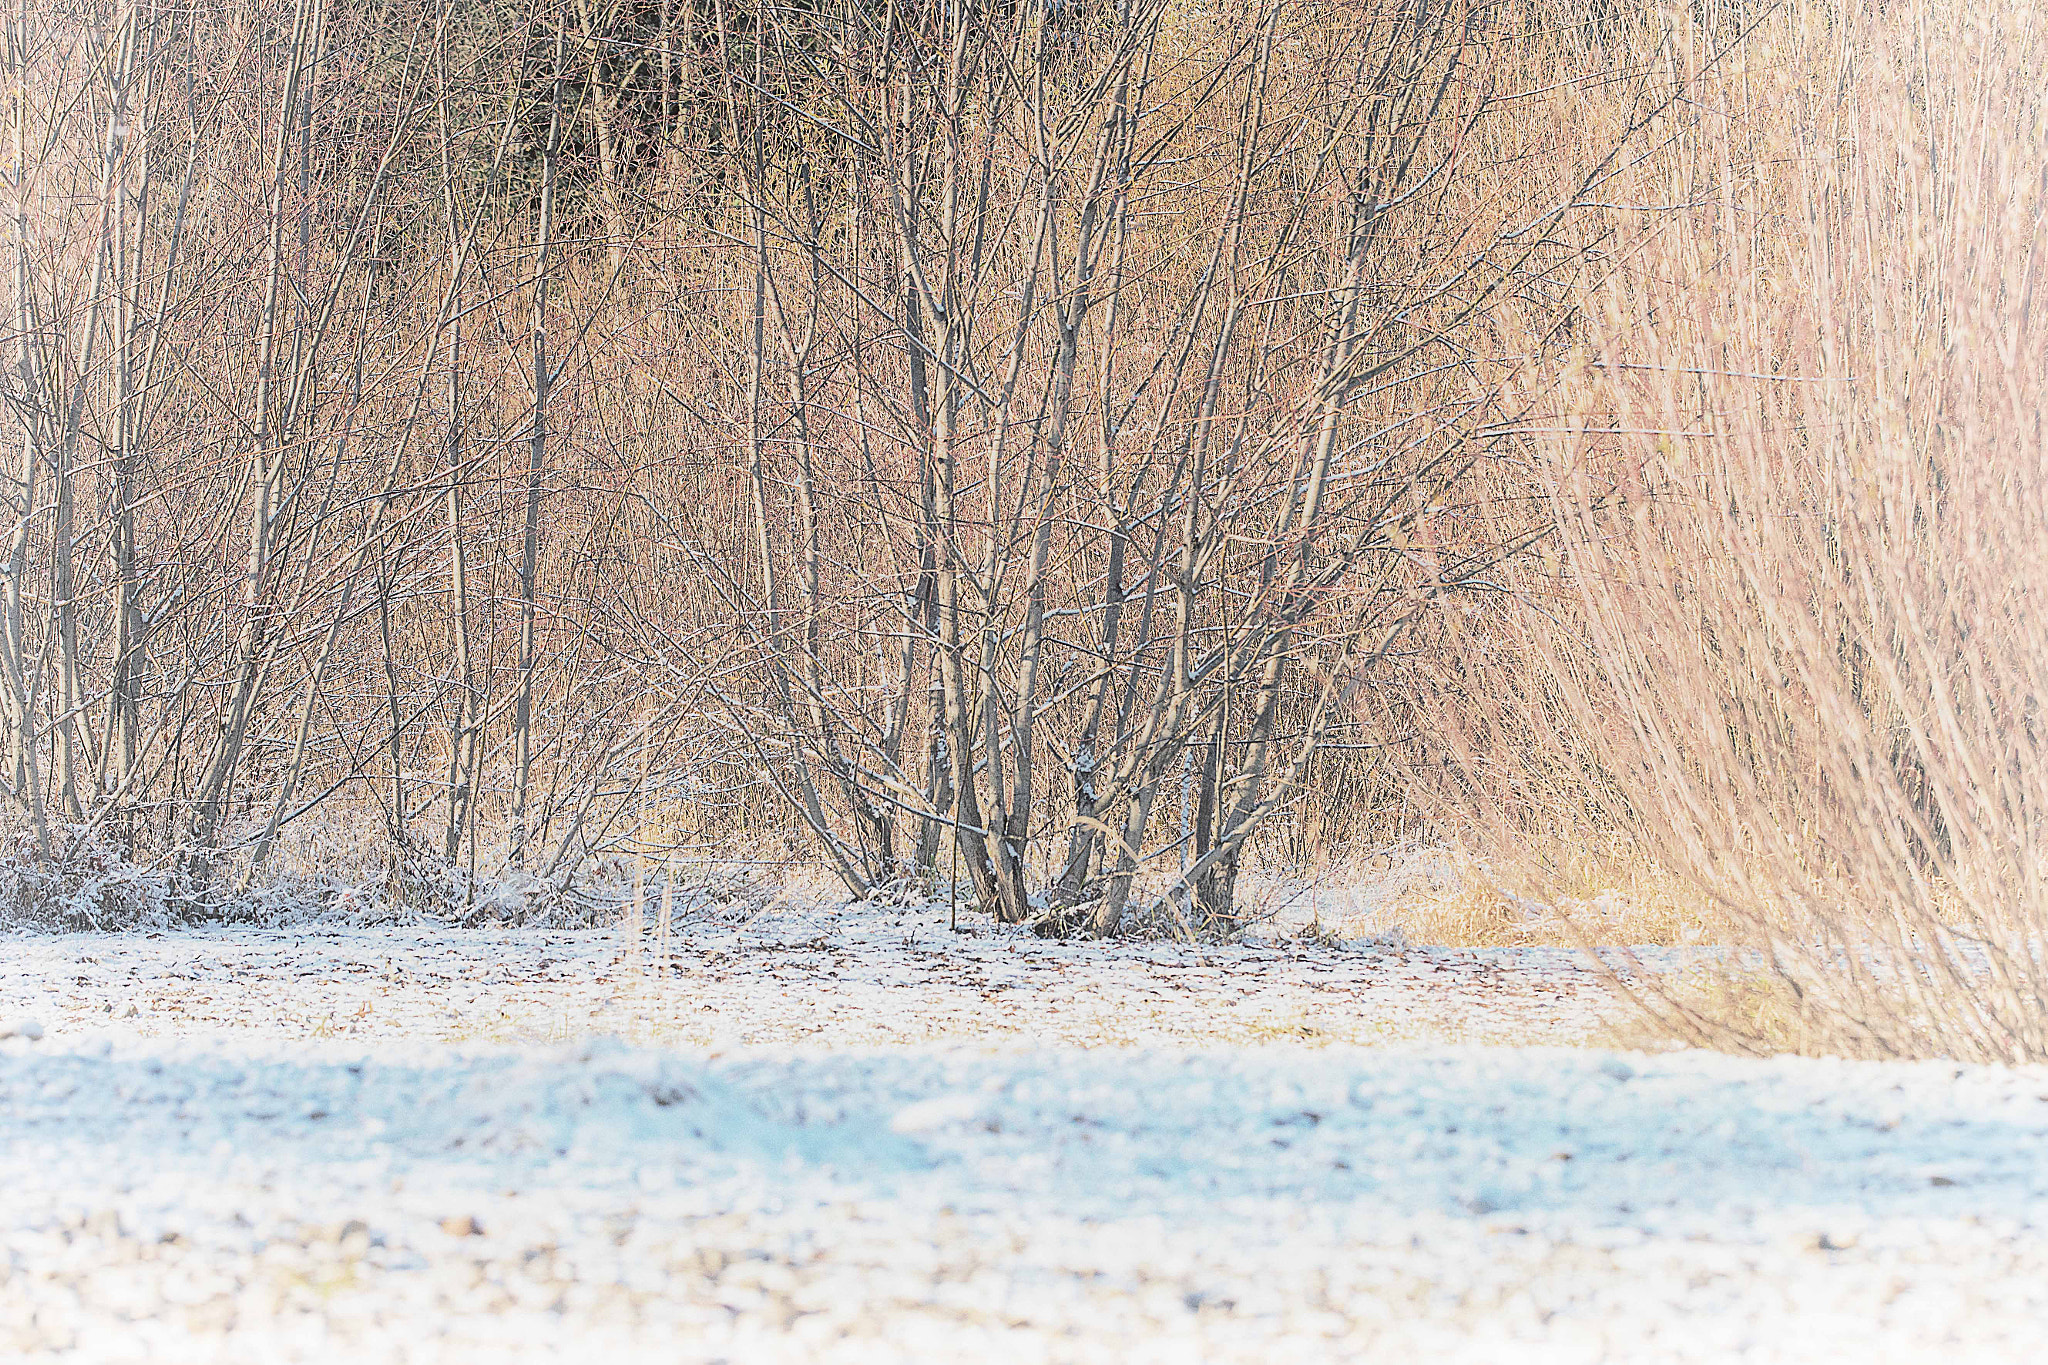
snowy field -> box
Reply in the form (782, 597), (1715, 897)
(4, 898), (2048, 1362)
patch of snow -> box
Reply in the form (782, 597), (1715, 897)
(1, 897), (2042, 1361)
(0, 898), (1634, 1048)
(4, 1033), (2048, 1361)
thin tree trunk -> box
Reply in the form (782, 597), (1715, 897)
(442, 318), (476, 861)
(511, 20), (565, 872)
(2, 0), (49, 854)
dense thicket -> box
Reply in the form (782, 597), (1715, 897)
(25, 0), (2039, 1001)
(6, 0), (1699, 928)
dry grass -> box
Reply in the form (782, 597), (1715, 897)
(1596, 966), (1816, 1056)
(1235, 837), (1733, 948)
(1405, 0), (2048, 1059)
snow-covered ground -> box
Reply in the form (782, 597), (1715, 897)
(0, 893), (1627, 1048)
(4, 898), (2046, 1362)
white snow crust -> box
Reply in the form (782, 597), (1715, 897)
(3, 901), (2045, 1362)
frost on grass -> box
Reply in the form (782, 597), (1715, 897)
(4, 1026), (2048, 1363)
(0, 886), (1634, 1049)
(2, 894), (2043, 1362)
(0, 827), (780, 936)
